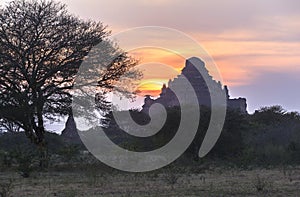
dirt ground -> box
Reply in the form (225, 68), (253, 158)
(1, 166), (300, 196)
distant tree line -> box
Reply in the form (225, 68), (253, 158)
(1, 104), (300, 176)
(104, 105), (300, 167)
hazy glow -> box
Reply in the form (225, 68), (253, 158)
(128, 48), (183, 96)
(137, 79), (168, 96)
(1, 0), (299, 112)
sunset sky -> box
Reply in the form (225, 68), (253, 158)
(1, 0), (300, 113)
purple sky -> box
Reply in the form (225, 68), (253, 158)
(1, 0), (300, 113)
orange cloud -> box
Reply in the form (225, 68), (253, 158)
(136, 78), (169, 96)
(125, 30), (300, 96)
(130, 48), (185, 71)
(129, 48), (184, 96)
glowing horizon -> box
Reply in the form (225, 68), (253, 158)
(1, 0), (298, 112)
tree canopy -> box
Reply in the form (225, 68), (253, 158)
(0, 0), (140, 145)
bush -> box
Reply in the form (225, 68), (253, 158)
(59, 145), (80, 162)
(11, 147), (38, 178)
(252, 175), (273, 193)
(0, 178), (14, 197)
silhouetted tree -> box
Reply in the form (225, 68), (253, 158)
(252, 105), (287, 125)
(0, 0), (139, 146)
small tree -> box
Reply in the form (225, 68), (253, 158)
(0, 0), (140, 147)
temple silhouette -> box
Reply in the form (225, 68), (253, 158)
(141, 57), (247, 114)
(61, 57), (247, 143)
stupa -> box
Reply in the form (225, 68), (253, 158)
(142, 57), (247, 114)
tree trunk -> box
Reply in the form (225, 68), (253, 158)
(38, 145), (49, 169)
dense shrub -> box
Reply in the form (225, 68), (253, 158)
(1, 105), (300, 169)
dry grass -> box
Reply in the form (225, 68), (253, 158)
(0, 166), (300, 196)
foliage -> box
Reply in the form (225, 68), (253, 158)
(0, 178), (14, 197)
(0, 0), (140, 146)
(83, 164), (106, 187)
(8, 145), (42, 177)
(252, 175), (273, 193)
(103, 105), (300, 167)
(0, 104), (300, 170)
(59, 144), (80, 161)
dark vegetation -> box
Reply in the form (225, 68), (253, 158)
(0, 0), (298, 195)
(0, 0), (139, 147)
(105, 105), (300, 168)
(0, 105), (300, 178)
(0, 0), (140, 175)
(0, 0), (299, 187)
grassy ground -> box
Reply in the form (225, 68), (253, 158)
(0, 165), (300, 196)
